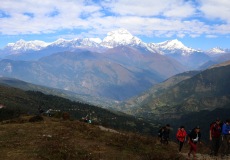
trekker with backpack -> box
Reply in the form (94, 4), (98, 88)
(188, 126), (201, 159)
(176, 126), (187, 152)
(158, 126), (163, 142)
(159, 124), (171, 144)
(209, 118), (222, 156)
(221, 119), (230, 158)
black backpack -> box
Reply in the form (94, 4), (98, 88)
(158, 127), (163, 137)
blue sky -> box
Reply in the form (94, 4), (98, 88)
(0, 0), (230, 50)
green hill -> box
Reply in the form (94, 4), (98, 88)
(118, 70), (200, 113)
(127, 60), (230, 120)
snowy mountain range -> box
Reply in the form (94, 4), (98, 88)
(4, 39), (49, 53)
(1, 28), (229, 70)
(1, 28), (228, 57)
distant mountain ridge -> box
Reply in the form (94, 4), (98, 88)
(0, 47), (185, 102)
(0, 76), (122, 110)
(118, 70), (201, 112)
(122, 60), (230, 120)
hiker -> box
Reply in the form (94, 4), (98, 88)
(220, 119), (230, 158)
(158, 126), (163, 142)
(46, 109), (52, 117)
(38, 106), (44, 115)
(188, 126), (201, 159)
(82, 114), (89, 123)
(209, 118), (222, 156)
(159, 124), (171, 144)
(176, 126), (187, 152)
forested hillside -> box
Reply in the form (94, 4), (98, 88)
(127, 61), (230, 120)
(0, 84), (157, 135)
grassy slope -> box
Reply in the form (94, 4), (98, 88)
(0, 115), (186, 160)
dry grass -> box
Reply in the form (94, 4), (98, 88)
(0, 115), (184, 160)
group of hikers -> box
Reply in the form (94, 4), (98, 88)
(158, 118), (230, 159)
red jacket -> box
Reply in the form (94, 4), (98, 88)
(210, 123), (221, 138)
(176, 129), (187, 142)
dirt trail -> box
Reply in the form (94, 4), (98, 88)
(181, 152), (230, 160)
(98, 125), (120, 134)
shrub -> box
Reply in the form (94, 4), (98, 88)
(29, 115), (44, 122)
(62, 112), (70, 120)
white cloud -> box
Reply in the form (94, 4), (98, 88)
(0, 0), (101, 34)
(206, 35), (218, 38)
(163, 1), (196, 18)
(199, 0), (230, 23)
(103, 0), (196, 18)
(0, 0), (229, 39)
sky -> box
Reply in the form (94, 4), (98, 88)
(0, 0), (230, 50)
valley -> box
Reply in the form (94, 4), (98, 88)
(1, 1), (230, 159)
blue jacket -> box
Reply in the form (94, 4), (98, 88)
(222, 123), (230, 135)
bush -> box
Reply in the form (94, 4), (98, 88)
(29, 115), (44, 122)
(0, 108), (20, 121)
(62, 112), (70, 120)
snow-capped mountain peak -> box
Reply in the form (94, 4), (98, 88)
(50, 38), (71, 46)
(157, 39), (190, 50)
(207, 47), (226, 55)
(5, 39), (49, 52)
(148, 39), (197, 56)
(49, 38), (102, 48)
(101, 28), (143, 48)
(7, 39), (26, 47)
(80, 38), (102, 47)
(87, 38), (102, 44)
